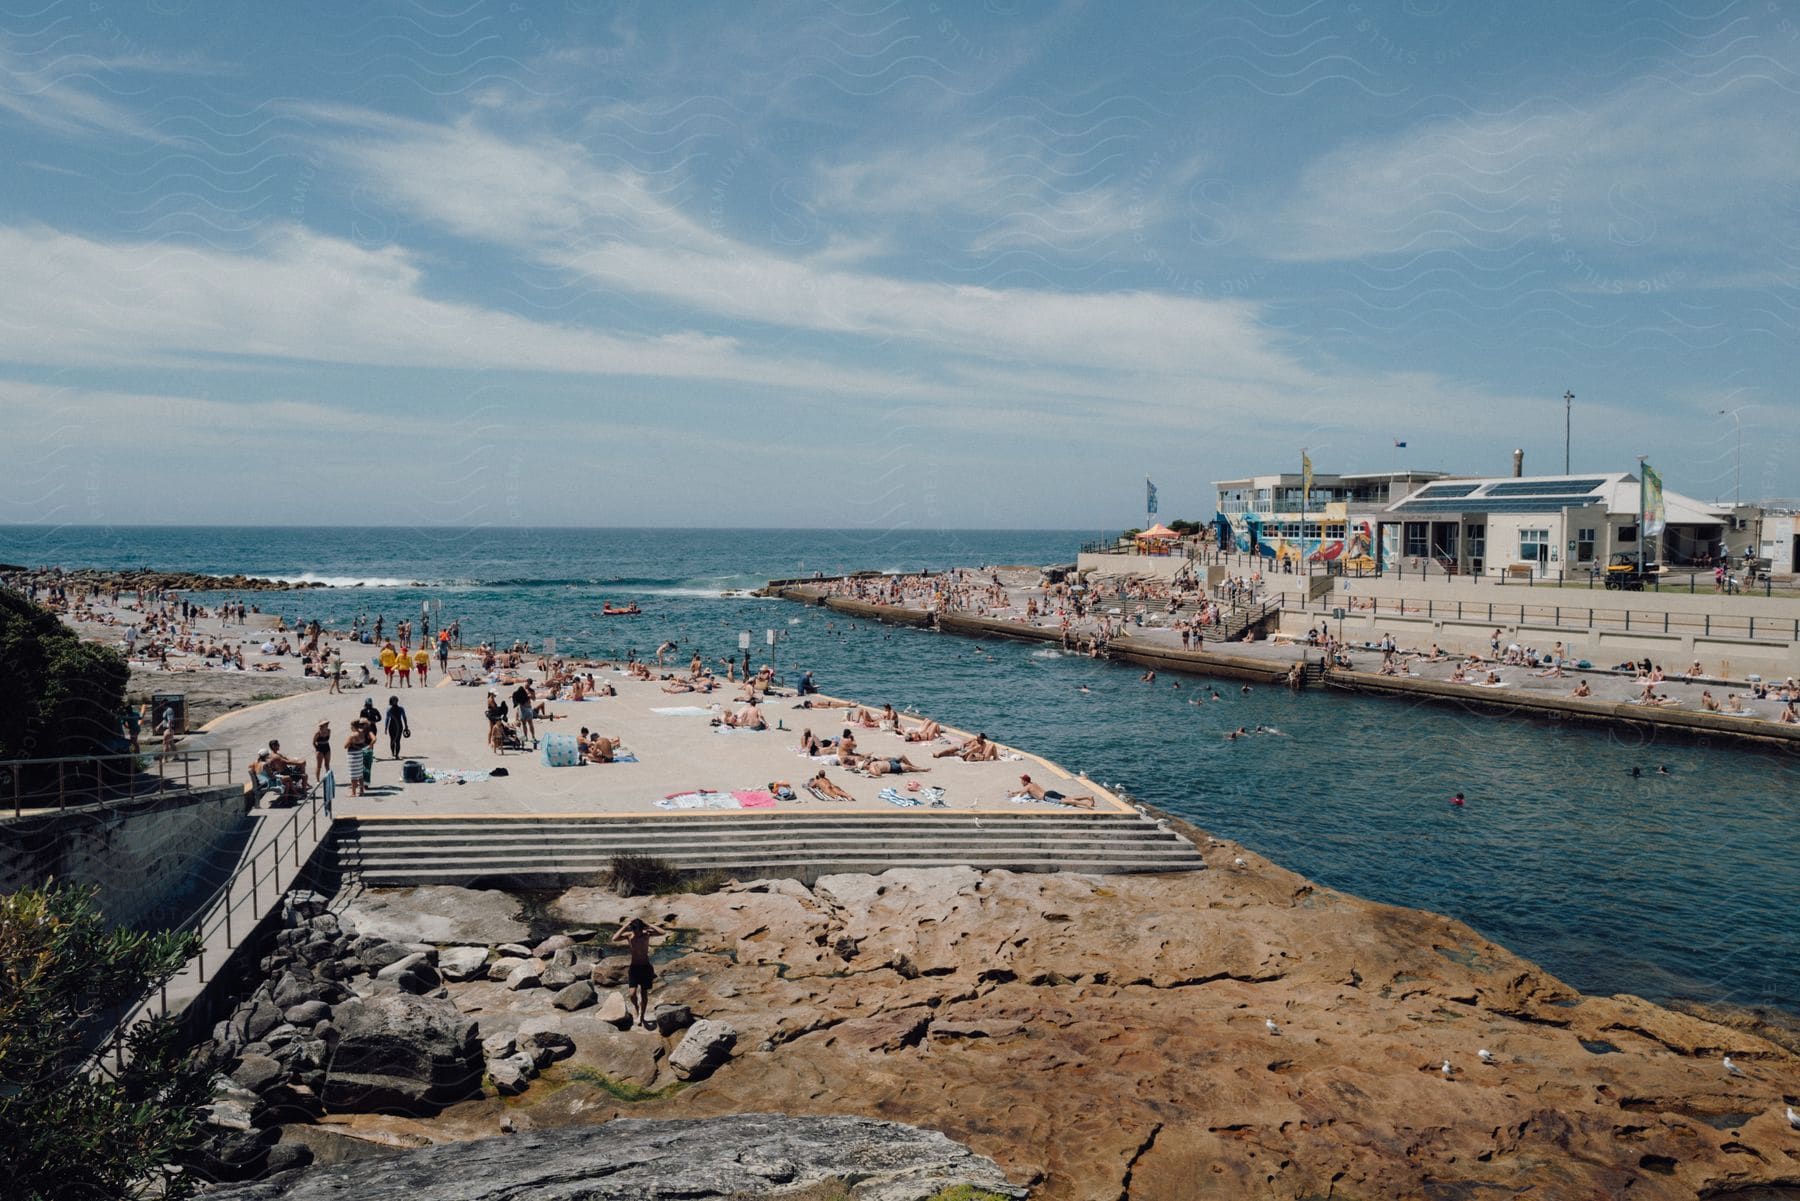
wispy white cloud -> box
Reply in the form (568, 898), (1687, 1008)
(1267, 52), (1800, 267)
(307, 111), (1306, 386)
(0, 223), (919, 396)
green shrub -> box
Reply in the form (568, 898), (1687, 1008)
(0, 883), (217, 1201)
(604, 854), (727, 897)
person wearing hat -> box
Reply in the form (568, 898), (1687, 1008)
(1015, 774), (1095, 809)
(312, 719), (332, 782)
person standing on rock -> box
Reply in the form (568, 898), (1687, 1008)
(384, 695), (411, 760)
(613, 917), (668, 1029)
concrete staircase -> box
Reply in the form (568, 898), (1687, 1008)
(333, 811), (1207, 886)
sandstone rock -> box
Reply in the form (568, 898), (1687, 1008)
(670, 1020), (736, 1081)
(376, 953), (439, 985)
(516, 1018), (574, 1065)
(337, 888), (530, 947)
(503, 960), (544, 991)
(360, 942), (413, 973)
(487, 1052), (535, 1096)
(242, 1000), (282, 1043)
(231, 1052), (285, 1095)
(283, 1001), (331, 1027)
(438, 947), (489, 982)
(199, 1115), (1023, 1200)
(481, 1032), (516, 1060)
(647, 1002), (693, 1035)
(553, 981), (595, 1011)
(531, 934), (574, 957)
(486, 957), (527, 982)
(594, 990), (632, 1030)
(284, 891), (329, 922)
(496, 943), (532, 959)
(566, 1027), (664, 1089)
(589, 959), (628, 988)
(320, 993), (481, 1114)
(540, 964), (579, 989)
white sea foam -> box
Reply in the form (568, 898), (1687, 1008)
(286, 573), (426, 588)
(1030, 648), (1065, 659)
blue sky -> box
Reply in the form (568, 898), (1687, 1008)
(1, 2), (1795, 528)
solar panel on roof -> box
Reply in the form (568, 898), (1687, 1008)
(1482, 479), (1605, 498)
(1415, 484), (1478, 499)
(1391, 497), (1605, 515)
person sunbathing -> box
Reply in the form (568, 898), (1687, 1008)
(935, 732), (999, 761)
(662, 678), (697, 693)
(584, 734), (621, 763)
(849, 706), (882, 729)
(721, 703), (767, 731)
(1482, 671), (1501, 685)
(768, 780), (797, 801)
(1570, 680), (1592, 698)
(1014, 774), (1095, 809)
(862, 753), (929, 777)
(1726, 693), (1746, 713)
(902, 718), (943, 742)
(1700, 690), (1720, 712)
(808, 770), (854, 801)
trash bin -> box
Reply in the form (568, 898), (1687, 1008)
(150, 693), (187, 734)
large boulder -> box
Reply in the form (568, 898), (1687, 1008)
(670, 1020), (737, 1081)
(438, 946), (489, 982)
(195, 1115), (1023, 1200)
(337, 888), (530, 946)
(321, 993), (481, 1113)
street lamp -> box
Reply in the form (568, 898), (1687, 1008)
(1717, 408), (1741, 504)
(1563, 390), (1574, 474)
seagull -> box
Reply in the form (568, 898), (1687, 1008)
(1234, 856), (1248, 868)
(1441, 1060), (1454, 1080)
(1787, 1106), (1800, 1129)
(1265, 1018), (1280, 1035)
(1723, 1056), (1745, 1077)
(1478, 1049), (1495, 1065)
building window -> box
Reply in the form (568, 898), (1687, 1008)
(1325, 523), (1345, 540)
(1619, 524), (1638, 544)
(1520, 528), (1550, 564)
(1404, 522), (1428, 557)
(1466, 525), (1485, 559)
(1576, 528), (1596, 562)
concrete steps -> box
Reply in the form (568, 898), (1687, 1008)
(334, 811), (1206, 885)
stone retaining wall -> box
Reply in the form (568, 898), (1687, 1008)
(0, 784), (251, 927)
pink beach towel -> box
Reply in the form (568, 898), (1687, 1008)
(733, 789), (777, 808)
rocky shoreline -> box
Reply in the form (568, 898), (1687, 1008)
(3, 564), (329, 592)
(189, 860), (1800, 1199)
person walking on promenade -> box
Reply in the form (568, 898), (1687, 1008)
(328, 649), (344, 694)
(384, 695), (411, 760)
(613, 917), (668, 1029)
(379, 640), (396, 686)
(396, 645), (412, 688)
(413, 644), (429, 687)
(437, 629), (450, 675)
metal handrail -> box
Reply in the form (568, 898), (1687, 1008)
(91, 781), (329, 1077)
(1282, 594), (1799, 644)
(3, 748), (235, 819)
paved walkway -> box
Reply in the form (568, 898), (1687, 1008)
(190, 673), (1129, 819)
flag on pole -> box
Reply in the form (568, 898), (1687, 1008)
(1301, 451), (1314, 509)
(1146, 478), (1158, 515)
(1641, 462), (1666, 536)
(1393, 439), (1407, 448)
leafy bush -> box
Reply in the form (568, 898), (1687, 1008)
(0, 588), (129, 766)
(0, 883), (217, 1201)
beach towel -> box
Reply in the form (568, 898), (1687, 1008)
(804, 782), (832, 802)
(660, 789), (738, 808)
(879, 787), (922, 808)
(712, 724), (764, 735)
(652, 706), (714, 716)
(593, 751), (639, 763)
(917, 786), (947, 807)
(733, 789), (777, 808)
(424, 768), (493, 785)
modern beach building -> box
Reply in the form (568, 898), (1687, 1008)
(1212, 470), (1449, 572)
(1382, 470), (1729, 578)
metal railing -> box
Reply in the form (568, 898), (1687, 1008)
(2, 748), (235, 818)
(1281, 593), (1800, 644)
(91, 779), (330, 1077)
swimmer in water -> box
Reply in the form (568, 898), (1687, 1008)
(1656, 765), (1671, 776)
(1451, 792), (1465, 806)
(1630, 766), (1642, 778)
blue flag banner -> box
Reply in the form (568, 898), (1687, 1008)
(1146, 478), (1158, 514)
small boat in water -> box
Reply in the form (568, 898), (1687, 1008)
(601, 602), (642, 616)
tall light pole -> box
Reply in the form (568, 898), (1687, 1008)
(1563, 390), (1574, 474)
(1717, 408), (1741, 504)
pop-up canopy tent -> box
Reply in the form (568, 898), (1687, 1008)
(1134, 522), (1181, 556)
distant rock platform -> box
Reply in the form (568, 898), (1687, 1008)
(203, 1114), (1024, 1201)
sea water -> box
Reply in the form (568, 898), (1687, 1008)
(5, 525), (1795, 1018)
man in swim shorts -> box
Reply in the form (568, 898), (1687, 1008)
(1016, 773), (1095, 809)
(612, 916), (668, 1028)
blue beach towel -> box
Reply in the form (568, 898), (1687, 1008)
(879, 787), (922, 808)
